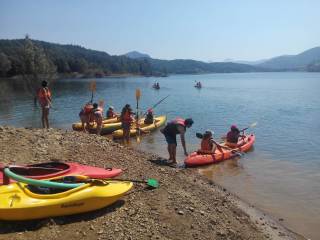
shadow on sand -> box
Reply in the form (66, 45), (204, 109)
(0, 200), (125, 234)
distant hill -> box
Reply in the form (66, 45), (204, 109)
(125, 51), (151, 59)
(258, 47), (320, 70)
(150, 59), (266, 74)
(224, 59), (268, 65)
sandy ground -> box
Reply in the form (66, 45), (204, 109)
(0, 126), (305, 240)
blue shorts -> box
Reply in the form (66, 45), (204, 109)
(164, 134), (177, 146)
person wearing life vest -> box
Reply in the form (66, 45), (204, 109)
(106, 106), (118, 119)
(120, 104), (135, 143)
(79, 103), (93, 132)
(160, 117), (194, 166)
(91, 103), (103, 135)
(225, 125), (241, 148)
(144, 108), (154, 124)
(37, 80), (52, 129)
(197, 130), (223, 154)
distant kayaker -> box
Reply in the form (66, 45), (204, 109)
(79, 102), (93, 132)
(160, 118), (194, 166)
(120, 104), (135, 144)
(37, 80), (52, 129)
(225, 125), (241, 148)
(92, 103), (103, 135)
(106, 106), (118, 119)
(144, 108), (154, 124)
(198, 130), (223, 154)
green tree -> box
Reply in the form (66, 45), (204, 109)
(0, 52), (11, 77)
(18, 36), (57, 103)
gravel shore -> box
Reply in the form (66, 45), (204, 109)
(0, 126), (305, 240)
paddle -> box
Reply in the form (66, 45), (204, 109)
(142, 94), (170, 117)
(86, 177), (159, 189)
(89, 80), (96, 103)
(240, 122), (258, 132)
(135, 89), (141, 143)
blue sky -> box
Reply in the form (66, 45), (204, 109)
(1, 0), (319, 61)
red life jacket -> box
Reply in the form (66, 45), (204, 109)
(162, 118), (185, 136)
(107, 109), (115, 118)
(122, 109), (133, 123)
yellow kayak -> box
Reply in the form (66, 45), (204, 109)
(112, 115), (167, 139)
(0, 178), (132, 220)
(72, 117), (122, 135)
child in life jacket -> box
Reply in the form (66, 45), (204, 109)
(225, 125), (241, 148)
(144, 108), (154, 124)
(198, 130), (222, 154)
(106, 106), (119, 119)
(79, 103), (93, 132)
(92, 103), (103, 135)
(120, 104), (135, 143)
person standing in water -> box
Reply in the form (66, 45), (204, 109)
(161, 118), (194, 166)
(37, 80), (52, 129)
(92, 103), (103, 135)
(120, 104), (134, 144)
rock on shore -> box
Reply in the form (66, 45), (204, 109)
(0, 126), (303, 240)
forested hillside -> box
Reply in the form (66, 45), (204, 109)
(0, 39), (152, 78)
(0, 39), (272, 78)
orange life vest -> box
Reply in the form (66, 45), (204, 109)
(201, 138), (213, 151)
(37, 87), (51, 106)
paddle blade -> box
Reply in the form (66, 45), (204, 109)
(250, 122), (258, 128)
(147, 178), (159, 188)
(196, 133), (203, 139)
(90, 80), (96, 92)
(135, 88), (141, 100)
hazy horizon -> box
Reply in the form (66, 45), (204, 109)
(1, 0), (319, 62)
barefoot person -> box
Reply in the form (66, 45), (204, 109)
(91, 103), (103, 135)
(161, 118), (194, 166)
(120, 104), (134, 144)
(79, 102), (93, 132)
(37, 80), (52, 129)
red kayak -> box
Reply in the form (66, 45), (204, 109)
(0, 161), (122, 184)
(185, 134), (255, 167)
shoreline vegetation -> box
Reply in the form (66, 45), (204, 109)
(1, 38), (319, 84)
(0, 126), (305, 240)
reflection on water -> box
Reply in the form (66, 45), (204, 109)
(1, 72), (320, 239)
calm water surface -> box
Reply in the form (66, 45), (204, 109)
(0, 72), (320, 239)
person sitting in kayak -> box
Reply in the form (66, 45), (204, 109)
(160, 118), (194, 166)
(79, 102), (93, 132)
(120, 104), (135, 144)
(225, 125), (241, 148)
(91, 103), (103, 135)
(197, 130), (223, 154)
(144, 108), (154, 124)
(106, 106), (118, 119)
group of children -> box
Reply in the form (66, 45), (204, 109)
(78, 102), (155, 142)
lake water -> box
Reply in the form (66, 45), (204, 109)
(1, 72), (320, 239)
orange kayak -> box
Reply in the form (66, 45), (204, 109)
(184, 134), (255, 167)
